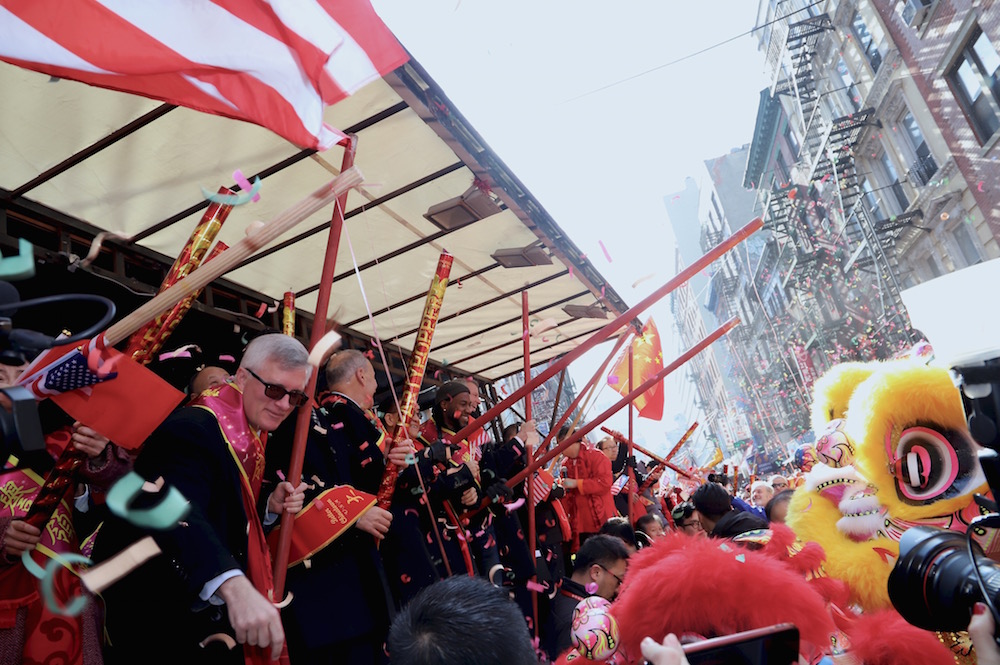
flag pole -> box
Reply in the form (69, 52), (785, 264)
(627, 345), (634, 526)
(455, 318), (738, 519)
(522, 291), (539, 639)
(447, 218), (762, 446)
(532, 330), (633, 462)
(273, 136), (357, 597)
(602, 425), (698, 480)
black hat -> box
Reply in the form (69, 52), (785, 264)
(435, 380), (470, 403)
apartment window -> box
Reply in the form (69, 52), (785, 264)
(775, 150), (790, 185)
(835, 58), (863, 113)
(898, 109), (938, 186)
(948, 28), (1000, 143)
(783, 121), (800, 159)
(861, 178), (886, 220)
(851, 10), (887, 74)
(925, 255), (942, 278)
(952, 222), (982, 266)
(876, 150), (909, 213)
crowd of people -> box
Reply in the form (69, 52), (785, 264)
(2, 333), (999, 664)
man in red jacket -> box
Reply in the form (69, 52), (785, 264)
(558, 425), (615, 550)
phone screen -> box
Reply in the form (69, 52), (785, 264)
(681, 623), (799, 665)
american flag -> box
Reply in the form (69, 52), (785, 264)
(18, 338), (115, 398)
(530, 468), (554, 507)
(0, 0), (408, 150)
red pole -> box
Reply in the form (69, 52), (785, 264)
(522, 292), (539, 638)
(447, 219), (762, 445)
(503, 318), (738, 496)
(532, 331), (633, 462)
(273, 136), (356, 596)
(627, 346), (634, 526)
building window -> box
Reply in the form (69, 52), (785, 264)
(948, 28), (1000, 144)
(775, 150), (790, 185)
(783, 121), (800, 160)
(876, 150), (909, 213)
(898, 109), (938, 186)
(952, 222), (982, 266)
(835, 58), (863, 114)
(851, 10), (887, 74)
(925, 255), (942, 278)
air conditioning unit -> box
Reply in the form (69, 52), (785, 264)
(902, 0), (933, 28)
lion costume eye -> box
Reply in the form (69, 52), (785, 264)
(891, 427), (959, 502)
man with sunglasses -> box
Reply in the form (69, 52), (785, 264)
(96, 334), (311, 665)
(543, 533), (630, 660)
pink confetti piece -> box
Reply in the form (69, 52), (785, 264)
(158, 350), (191, 361)
(601, 285), (605, 298)
(978, 181), (985, 192)
(276, 470), (286, 481)
(598, 240), (613, 262)
(233, 169), (261, 202)
(525, 579), (546, 593)
(219, 354), (235, 362)
(607, 375), (619, 385)
(568, 266), (574, 279)
(505, 497), (525, 512)
(254, 302), (267, 318)
(332, 422), (344, 430)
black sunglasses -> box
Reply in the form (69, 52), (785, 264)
(245, 368), (309, 407)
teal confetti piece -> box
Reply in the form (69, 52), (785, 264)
(201, 177), (262, 206)
(404, 453), (416, 465)
(0, 238), (35, 280)
(106, 472), (191, 530)
(22, 549), (92, 616)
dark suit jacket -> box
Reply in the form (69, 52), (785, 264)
(94, 407), (252, 665)
(264, 397), (393, 655)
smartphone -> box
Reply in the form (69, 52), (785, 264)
(681, 623), (799, 665)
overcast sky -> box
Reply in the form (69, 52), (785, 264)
(374, 1), (771, 452)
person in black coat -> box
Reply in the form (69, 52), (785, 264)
(264, 349), (415, 664)
(93, 334), (310, 665)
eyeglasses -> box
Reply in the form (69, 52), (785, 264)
(596, 563), (624, 586)
(679, 520), (704, 530)
(245, 368), (309, 407)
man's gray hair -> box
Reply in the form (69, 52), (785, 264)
(240, 334), (311, 376)
(325, 349), (368, 387)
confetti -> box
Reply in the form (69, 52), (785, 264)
(607, 375), (619, 385)
(735, 554), (746, 563)
(21, 550), (93, 616)
(631, 273), (655, 288)
(598, 240), (613, 262)
(201, 176), (262, 206)
(505, 497), (526, 511)
(978, 181), (985, 192)
(307, 329), (342, 367)
(80, 232), (131, 269)
(106, 472), (191, 531)
(254, 302), (268, 318)
(232, 169), (262, 203)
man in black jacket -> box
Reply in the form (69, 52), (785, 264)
(692, 481), (768, 539)
(265, 349), (414, 664)
(95, 334), (310, 664)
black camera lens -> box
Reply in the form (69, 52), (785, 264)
(888, 526), (1000, 631)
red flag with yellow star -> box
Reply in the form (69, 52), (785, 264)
(607, 318), (665, 420)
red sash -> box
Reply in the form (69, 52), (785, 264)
(266, 486), (376, 567)
(191, 383), (289, 665)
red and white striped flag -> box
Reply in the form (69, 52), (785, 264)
(0, 0), (408, 150)
(610, 472), (630, 496)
